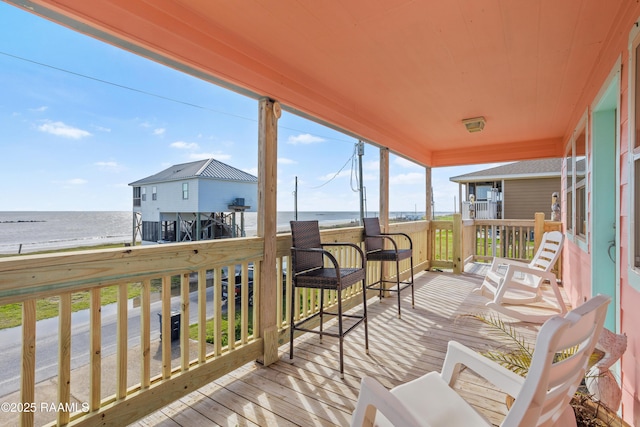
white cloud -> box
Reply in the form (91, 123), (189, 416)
(287, 133), (325, 145)
(94, 161), (122, 172)
(29, 106), (48, 112)
(188, 152), (232, 161)
(244, 167), (258, 176)
(154, 128), (166, 136)
(317, 170), (351, 181)
(394, 157), (419, 168)
(53, 178), (88, 185)
(364, 160), (379, 171)
(390, 172), (424, 185)
(278, 157), (297, 165)
(38, 120), (91, 139)
(170, 141), (199, 150)
(68, 178), (88, 185)
(94, 125), (111, 133)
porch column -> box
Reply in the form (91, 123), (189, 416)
(257, 98), (280, 366)
(379, 148), (390, 295)
(379, 148), (389, 228)
(425, 166), (432, 220)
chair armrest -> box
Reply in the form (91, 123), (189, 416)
(365, 234), (399, 252)
(501, 264), (546, 286)
(440, 341), (524, 399)
(351, 377), (423, 427)
(291, 246), (343, 272)
(489, 256), (528, 273)
(380, 232), (413, 249)
(322, 242), (366, 267)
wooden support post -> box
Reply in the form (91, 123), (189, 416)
(379, 148), (390, 294)
(257, 98), (280, 366)
(534, 212), (545, 253)
(379, 148), (390, 228)
(425, 166), (432, 220)
(452, 213), (463, 274)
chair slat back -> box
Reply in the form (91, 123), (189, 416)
(504, 294), (610, 427)
(290, 221), (324, 273)
(363, 217), (384, 252)
(528, 231), (564, 272)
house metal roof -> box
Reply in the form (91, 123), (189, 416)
(129, 158), (258, 186)
(450, 158), (562, 183)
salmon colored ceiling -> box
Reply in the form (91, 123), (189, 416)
(10, 0), (632, 166)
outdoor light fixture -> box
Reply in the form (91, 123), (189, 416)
(462, 116), (486, 133)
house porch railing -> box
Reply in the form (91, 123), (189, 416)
(0, 214), (557, 426)
(0, 221), (428, 427)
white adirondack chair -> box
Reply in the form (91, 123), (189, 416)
(474, 230), (567, 323)
(350, 294), (611, 427)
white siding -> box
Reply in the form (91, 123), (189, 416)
(197, 180), (257, 212)
(137, 178), (257, 217)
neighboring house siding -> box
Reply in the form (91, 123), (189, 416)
(503, 178), (559, 219)
(197, 180), (257, 212)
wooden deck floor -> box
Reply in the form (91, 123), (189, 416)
(132, 268), (567, 427)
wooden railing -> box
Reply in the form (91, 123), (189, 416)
(460, 213), (563, 275)
(0, 216), (562, 426)
(0, 221), (429, 427)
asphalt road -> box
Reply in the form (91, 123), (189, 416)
(0, 286), (223, 398)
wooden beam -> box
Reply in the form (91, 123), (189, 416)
(257, 98), (280, 366)
(425, 166), (432, 220)
(379, 148), (389, 228)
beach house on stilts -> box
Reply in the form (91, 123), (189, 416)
(129, 158), (257, 244)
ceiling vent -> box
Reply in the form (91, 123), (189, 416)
(462, 117), (486, 133)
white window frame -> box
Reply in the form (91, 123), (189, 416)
(628, 23), (640, 290)
(182, 182), (189, 200)
(565, 111), (589, 252)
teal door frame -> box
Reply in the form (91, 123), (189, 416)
(591, 66), (620, 332)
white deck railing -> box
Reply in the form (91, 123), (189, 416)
(461, 201), (499, 219)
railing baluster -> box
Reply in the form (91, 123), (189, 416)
(241, 262), (249, 344)
(214, 268), (223, 357)
(141, 279), (151, 388)
(226, 266), (236, 352)
(197, 270), (207, 362)
(283, 255), (292, 332)
(181, 273), (190, 370)
(252, 262), (258, 339)
(117, 283), (128, 399)
(161, 276), (172, 379)
(90, 288), (101, 410)
(58, 292), (72, 426)
(21, 299), (36, 427)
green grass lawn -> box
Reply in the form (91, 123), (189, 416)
(0, 284), (143, 329)
(188, 309), (254, 347)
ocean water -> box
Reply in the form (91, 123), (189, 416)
(0, 211), (428, 255)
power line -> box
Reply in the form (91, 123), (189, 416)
(1, 50), (356, 144)
(306, 148), (356, 189)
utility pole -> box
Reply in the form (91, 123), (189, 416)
(357, 141), (365, 225)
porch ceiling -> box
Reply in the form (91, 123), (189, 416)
(13, 0), (630, 166)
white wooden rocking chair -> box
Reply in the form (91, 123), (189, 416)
(473, 230), (567, 323)
(350, 294), (611, 427)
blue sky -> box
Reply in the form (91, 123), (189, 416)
(0, 3), (496, 213)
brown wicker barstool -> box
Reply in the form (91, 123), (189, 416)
(363, 217), (414, 318)
(289, 220), (369, 379)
